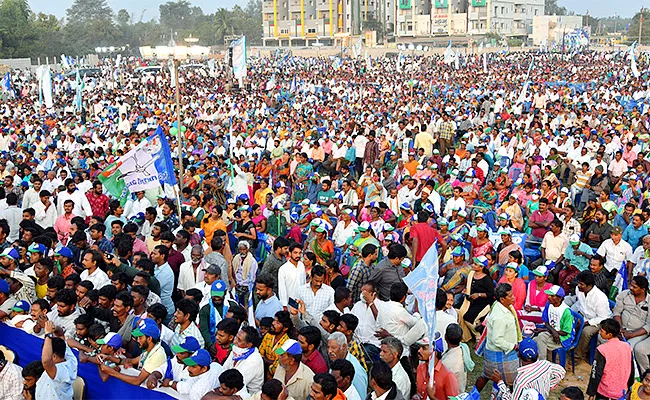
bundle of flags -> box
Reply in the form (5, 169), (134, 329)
(630, 41), (640, 78)
(0, 73), (14, 98)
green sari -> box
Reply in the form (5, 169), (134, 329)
(311, 239), (333, 264)
(473, 188), (497, 213)
(293, 162), (314, 202)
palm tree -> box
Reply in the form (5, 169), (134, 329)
(213, 8), (231, 44)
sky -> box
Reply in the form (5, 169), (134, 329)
(28, 0), (646, 21)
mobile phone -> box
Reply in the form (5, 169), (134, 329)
(288, 297), (299, 310)
(105, 252), (115, 260)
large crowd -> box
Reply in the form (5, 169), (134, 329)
(0, 48), (647, 400)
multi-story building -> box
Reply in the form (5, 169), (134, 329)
(531, 15), (583, 46)
(467, 0), (544, 36)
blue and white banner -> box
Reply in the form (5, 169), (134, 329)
(111, 126), (177, 193)
(75, 69), (83, 110)
(37, 66), (53, 109)
(1, 73), (14, 97)
(231, 36), (247, 79)
(403, 243), (439, 382)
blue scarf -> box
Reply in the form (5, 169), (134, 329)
(232, 347), (255, 363)
(208, 301), (227, 344)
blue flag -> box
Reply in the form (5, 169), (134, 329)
(403, 243), (439, 381)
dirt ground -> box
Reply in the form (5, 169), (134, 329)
(465, 344), (590, 399)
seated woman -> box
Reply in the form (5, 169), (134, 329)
(458, 255), (495, 342)
(470, 226), (494, 258)
(497, 262), (527, 311)
(520, 265), (552, 323)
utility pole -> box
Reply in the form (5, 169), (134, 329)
(639, 7), (643, 45)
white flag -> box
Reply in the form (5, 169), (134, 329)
(630, 42), (640, 78)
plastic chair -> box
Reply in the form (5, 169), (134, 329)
(72, 376), (85, 400)
(551, 310), (584, 373)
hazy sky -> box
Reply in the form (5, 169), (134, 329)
(28, 0), (645, 21)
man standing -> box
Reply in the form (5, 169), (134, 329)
(255, 273), (283, 324)
(261, 237), (289, 292)
(367, 244), (407, 301)
(151, 245), (175, 321)
(54, 200), (76, 246)
(296, 265), (334, 322)
(347, 244), (378, 303)
(33, 190), (57, 229)
(56, 178), (92, 218)
(38, 323), (78, 399)
(232, 241), (258, 306)
(410, 211), (447, 265)
(277, 243), (306, 308)
(379, 337), (410, 400)
(86, 181), (109, 219)
(260, 311), (292, 378)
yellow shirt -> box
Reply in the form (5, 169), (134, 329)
(255, 187), (273, 206)
(36, 282), (47, 299)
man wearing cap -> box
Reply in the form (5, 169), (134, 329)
(199, 280), (228, 347)
(146, 336), (201, 389)
(273, 338), (315, 400)
(0, 247), (35, 302)
(161, 349), (220, 400)
(99, 318), (166, 386)
(597, 226), (633, 275)
(534, 285), (575, 360)
(0, 278), (17, 319)
(491, 338), (565, 400)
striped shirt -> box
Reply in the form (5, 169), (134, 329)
(572, 169), (592, 190)
(496, 359), (566, 400)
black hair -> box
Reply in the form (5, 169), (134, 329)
(219, 368), (244, 391)
(311, 264), (326, 278)
(185, 288), (204, 304)
(436, 288), (447, 311)
(389, 282), (408, 302)
(228, 304), (247, 323)
(22, 360), (45, 380)
(256, 273), (276, 289)
(54, 288), (77, 306)
(322, 310), (341, 327)
(275, 310), (293, 332)
(217, 318), (240, 336)
(370, 360), (393, 390)
(576, 270), (596, 287)
(260, 317), (274, 328)
(339, 313), (359, 332)
(115, 291), (134, 308)
(65, 273), (81, 286)
(600, 318), (621, 337)
(559, 387), (584, 400)
(88, 324), (106, 340)
(362, 244), (378, 258)
(241, 325), (261, 347)
(47, 275), (65, 291)
(146, 303), (168, 323)
(313, 373), (338, 398)
(261, 379), (284, 400)
(74, 313), (95, 328)
(154, 245), (169, 261)
(334, 286), (351, 303)
(175, 298), (200, 321)
(131, 284), (150, 299)
(98, 285), (117, 301)
(633, 275), (650, 290)
(32, 298), (51, 313)
(299, 325), (322, 348)
(159, 231), (175, 242)
(330, 358), (355, 382)
(51, 337), (67, 359)
(387, 244), (407, 259)
(89, 223), (106, 235)
(273, 236), (290, 251)
(495, 283), (512, 301)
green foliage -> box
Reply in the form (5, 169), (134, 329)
(628, 9), (650, 45)
(0, 0), (263, 59)
(544, 0), (567, 16)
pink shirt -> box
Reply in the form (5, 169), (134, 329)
(54, 213), (76, 246)
(132, 238), (149, 255)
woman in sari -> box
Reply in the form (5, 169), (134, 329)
(539, 179), (558, 204)
(495, 230), (522, 267)
(190, 195), (207, 224)
(458, 256), (495, 342)
(471, 181), (498, 214)
(497, 262), (527, 311)
(614, 174), (642, 211)
(364, 171), (382, 206)
(251, 204), (267, 233)
(519, 265), (552, 323)
(495, 169), (512, 203)
(470, 226), (494, 258)
(311, 226), (334, 265)
(291, 153), (313, 202)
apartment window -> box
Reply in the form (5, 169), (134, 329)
(281, 28), (289, 33)
(494, 6), (497, 15)
(501, 6), (505, 14)
(480, 22), (484, 28)
(534, 9), (538, 15)
(308, 28), (316, 33)
(407, 22), (413, 31)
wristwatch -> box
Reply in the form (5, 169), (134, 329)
(46, 333), (55, 339)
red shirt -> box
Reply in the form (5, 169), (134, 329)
(86, 191), (109, 218)
(417, 362), (459, 400)
(410, 222), (444, 263)
(303, 349), (328, 374)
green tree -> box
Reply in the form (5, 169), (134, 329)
(544, 0), (566, 16)
(213, 7), (232, 44)
(0, 0), (36, 57)
(66, 0), (113, 23)
(159, 0), (204, 36)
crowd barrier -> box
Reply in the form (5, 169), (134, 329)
(0, 323), (175, 400)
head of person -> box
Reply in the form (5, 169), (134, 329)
(327, 331), (349, 361)
(369, 360), (393, 395)
(310, 265), (327, 291)
(599, 318), (621, 341)
(576, 270), (596, 294)
(495, 283), (514, 309)
(298, 325), (321, 356)
(275, 338), (303, 371)
(255, 273), (275, 300)
(173, 298), (200, 326)
(216, 318), (240, 346)
(389, 282), (409, 304)
(234, 326), (261, 350)
(21, 360), (45, 394)
(330, 359), (355, 393)
(310, 373), (339, 400)
(170, 336), (201, 364)
(379, 336), (403, 367)
(54, 288), (77, 317)
(559, 387), (585, 400)
(217, 369), (245, 396)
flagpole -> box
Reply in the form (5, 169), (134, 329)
(174, 58), (184, 216)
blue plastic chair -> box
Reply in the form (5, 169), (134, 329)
(552, 310), (584, 373)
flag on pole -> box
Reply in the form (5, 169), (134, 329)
(612, 261), (629, 298)
(290, 75), (297, 92)
(61, 54), (69, 70)
(75, 69), (84, 110)
(630, 41), (640, 78)
(443, 41), (455, 64)
(482, 53), (487, 74)
(518, 58), (534, 104)
(41, 67), (53, 109)
(98, 126), (177, 205)
(332, 57), (342, 70)
(231, 36), (247, 80)
(352, 37), (363, 58)
(397, 52), (404, 72)
(403, 243), (439, 382)
(454, 52), (460, 70)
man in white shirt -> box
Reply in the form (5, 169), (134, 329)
(0, 193), (21, 242)
(597, 227), (633, 273)
(277, 243), (307, 307)
(56, 179), (93, 219)
(377, 282), (427, 355)
(125, 191), (153, 220)
(22, 178), (42, 210)
(379, 337), (410, 400)
(332, 211), (358, 249)
(222, 327), (264, 394)
(444, 187), (466, 218)
(572, 270), (612, 360)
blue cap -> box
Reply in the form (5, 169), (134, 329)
(0, 279), (9, 294)
(183, 349), (212, 367)
(518, 337), (538, 359)
(472, 256), (488, 267)
(11, 299), (30, 313)
(433, 332), (444, 353)
(171, 336), (201, 354)
(211, 280), (226, 297)
(0, 247), (19, 260)
(275, 339), (302, 355)
(400, 202), (411, 210)
(96, 332), (123, 349)
(55, 247), (73, 259)
(238, 193), (249, 202)
(27, 243), (47, 254)
(451, 246), (464, 257)
(131, 318), (161, 339)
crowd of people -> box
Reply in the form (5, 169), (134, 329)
(0, 47), (648, 400)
